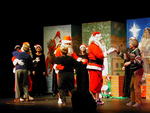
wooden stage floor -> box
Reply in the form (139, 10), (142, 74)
(0, 95), (150, 113)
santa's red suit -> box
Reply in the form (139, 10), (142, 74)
(87, 32), (104, 94)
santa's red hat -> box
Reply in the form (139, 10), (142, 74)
(88, 32), (103, 45)
(61, 36), (72, 44)
(92, 32), (102, 39)
(79, 44), (87, 49)
(14, 45), (21, 50)
(34, 44), (42, 50)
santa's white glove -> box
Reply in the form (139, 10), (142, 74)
(53, 64), (59, 74)
(18, 59), (24, 65)
(33, 57), (40, 63)
(13, 59), (18, 66)
(107, 47), (117, 55)
(13, 67), (16, 73)
(104, 52), (108, 57)
(35, 57), (40, 62)
(77, 57), (82, 62)
(13, 59), (24, 66)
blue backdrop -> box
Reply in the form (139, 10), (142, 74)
(126, 17), (150, 47)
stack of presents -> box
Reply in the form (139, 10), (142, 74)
(44, 17), (150, 99)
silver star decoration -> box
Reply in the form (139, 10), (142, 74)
(129, 23), (141, 38)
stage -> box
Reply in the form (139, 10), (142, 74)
(0, 95), (150, 113)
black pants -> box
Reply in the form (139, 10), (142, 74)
(57, 72), (74, 102)
(32, 72), (47, 96)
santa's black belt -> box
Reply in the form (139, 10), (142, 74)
(89, 59), (103, 65)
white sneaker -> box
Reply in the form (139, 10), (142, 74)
(29, 95), (34, 101)
(96, 99), (104, 105)
(23, 95), (34, 101)
(132, 103), (141, 107)
(126, 101), (134, 106)
(20, 98), (24, 102)
(58, 98), (63, 104)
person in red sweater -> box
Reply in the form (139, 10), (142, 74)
(87, 32), (116, 105)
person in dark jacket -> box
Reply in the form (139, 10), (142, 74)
(116, 48), (132, 98)
(76, 44), (89, 92)
(32, 44), (47, 97)
(54, 45), (80, 105)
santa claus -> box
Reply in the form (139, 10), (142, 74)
(87, 32), (116, 105)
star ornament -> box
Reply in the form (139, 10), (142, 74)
(129, 23), (141, 38)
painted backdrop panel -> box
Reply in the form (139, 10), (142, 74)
(43, 25), (71, 56)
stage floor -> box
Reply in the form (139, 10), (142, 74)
(0, 95), (150, 113)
